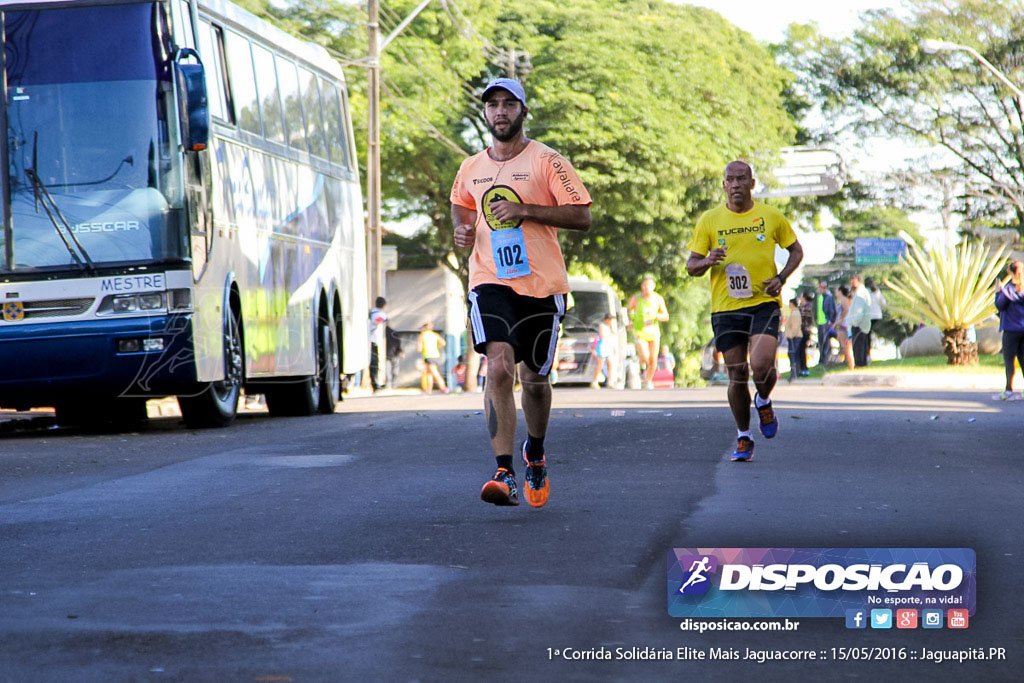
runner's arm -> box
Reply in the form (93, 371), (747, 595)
(451, 203), (478, 248)
(488, 201), (591, 231)
(656, 296), (669, 322)
(762, 241), (804, 297)
(686, 248), (726, 277)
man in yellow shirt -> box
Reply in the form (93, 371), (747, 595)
(686, 161), (803, 462)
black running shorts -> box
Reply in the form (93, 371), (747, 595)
(467, 284), (566, 375)
(711, 301), (781, 353)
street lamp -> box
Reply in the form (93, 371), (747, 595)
(920, 38), (1024, 99)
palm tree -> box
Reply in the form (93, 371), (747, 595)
(885, 236), (1008, 365)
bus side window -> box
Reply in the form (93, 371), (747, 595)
(253, 43), (285, 144)
(299, 67), (328, 160)
(197, 21), (228, 122)
(224, 30), (261, 136)
(320, 79), (350, 171)
(276, 56), (306, 153)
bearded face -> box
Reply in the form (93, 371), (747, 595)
(484, 100), (527, 142)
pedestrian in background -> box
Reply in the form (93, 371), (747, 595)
(799, 291), (814, 376)
(367, 297), (387, 392)
(454, 354), (468, 392)
(417, 321), (449, 394)
(865, 276), (886, 360)
(784, 297), (803, 382)
(590, 312), (615, 389)
(995, 260), (1024, 400)
(847, 274), (873, 367)
(835, 285), (855, 370)
(627, 276), (670, 390)
(815, 281), (837, 368)
(385, 325), (404, 389)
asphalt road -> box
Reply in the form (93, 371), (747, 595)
(1, 384), (1021, 682)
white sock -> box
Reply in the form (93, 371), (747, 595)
(737, 430), (752, 440)
(754, 393), (770, 408)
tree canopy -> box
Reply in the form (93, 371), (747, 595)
(234, 0), (801, 354)
(779, 0), (1024, 236)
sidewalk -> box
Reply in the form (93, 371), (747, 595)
(819, 369), (1005, 390)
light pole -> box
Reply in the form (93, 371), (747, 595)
(920, 38), (1024, 100)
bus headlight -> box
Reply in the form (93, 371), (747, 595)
(107, 293), (167, 314)
(138, 293), (164, 310)
(112, 295), (139, 312)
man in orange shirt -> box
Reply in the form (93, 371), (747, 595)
(451, 78), (592, 508)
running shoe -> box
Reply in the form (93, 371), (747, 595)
(521, 441), (550, 508)
(756, 400), (778, 439)
(731, 437), (755, 462)
(480, 467), (519, 506)
(997, 390), (1018, 401)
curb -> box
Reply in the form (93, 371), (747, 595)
(820, 372), (1004, 390)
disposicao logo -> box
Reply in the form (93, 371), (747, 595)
(676, 554), (718, 596)
(667, 548), (976, 618)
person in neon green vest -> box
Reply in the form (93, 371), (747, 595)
(627, 275), (669, 389)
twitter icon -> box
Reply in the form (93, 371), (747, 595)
(870, 609), (892, 629)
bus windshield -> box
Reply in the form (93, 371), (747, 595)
(1, 1), (186, 273)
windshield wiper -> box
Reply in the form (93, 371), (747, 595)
(24, 133), (94, 272)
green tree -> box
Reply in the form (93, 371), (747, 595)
(244, 0), (800, 368)
(779, 0), (1024, 236)
(494, 1), (797, 353)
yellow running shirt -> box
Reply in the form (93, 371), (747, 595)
(687, 201), (797, 313)
(450, 140), (592, 298)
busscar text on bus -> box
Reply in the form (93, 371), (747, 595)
(0, 0), (369, 427)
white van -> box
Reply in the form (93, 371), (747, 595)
(551, 277), (639, 388)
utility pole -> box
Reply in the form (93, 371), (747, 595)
(367, 0), (382, 302)
(366, 0), (433, 304)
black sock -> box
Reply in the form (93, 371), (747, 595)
(525, 434), (545, 462)
(496, 455), (514, 474)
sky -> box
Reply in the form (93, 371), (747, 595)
(680, 0), (904, 43)
(681, 1), (954, 242)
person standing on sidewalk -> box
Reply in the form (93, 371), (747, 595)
(784, 298), (804, 382)
(686, 160), (803, 462)
(995, 260), (1024, 400)
(815, 281), (837, 368)
(590, 312), (615, 389)
(847, 274), (873, 367)
(799, 291), (815, 376)
(367, 297), (388, 392)
(451, 78), (592, 507)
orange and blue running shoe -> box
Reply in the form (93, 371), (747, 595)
(521, 441), (550, 508)
(481, 467), (519, 506)
(731, 436), (755, 462)
(756, 400), (778, 439)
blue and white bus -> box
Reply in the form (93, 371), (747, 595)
(0, 0), (369, 427)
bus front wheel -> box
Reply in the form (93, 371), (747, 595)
(178, 311), (243, 428)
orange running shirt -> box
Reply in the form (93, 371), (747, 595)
(450, 140), (592, 298)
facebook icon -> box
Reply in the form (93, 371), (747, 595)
(846, 609), (867, 629)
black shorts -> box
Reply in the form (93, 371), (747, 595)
(468, 284), (566, 375)
(711, 302), (781, 353)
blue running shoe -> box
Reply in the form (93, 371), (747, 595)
(731, 437), (755, 462)
(756, 401), (778, 439)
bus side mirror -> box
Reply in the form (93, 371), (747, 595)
(173, 48), (209, 152)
